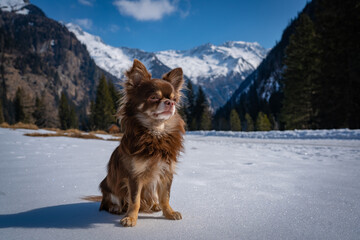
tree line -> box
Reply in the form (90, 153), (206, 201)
(179, 81), (212, 131)
(214, 0), (360, 131)
(2, 0), (357, 132)
(281, 0), (360, 129)
(0, 75), (120, 131)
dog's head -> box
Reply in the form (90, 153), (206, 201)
(123, 59), (184, 125)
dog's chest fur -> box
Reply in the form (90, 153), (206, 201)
(129, 129), (180, 182)
(132, 157), (175, 182)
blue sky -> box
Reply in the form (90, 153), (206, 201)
(31, 0), (309, 52)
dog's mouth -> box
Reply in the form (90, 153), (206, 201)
(154, 111), (173, 117)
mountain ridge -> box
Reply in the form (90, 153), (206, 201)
(66, 23), (268, 109)
(0, 1), (117, 128)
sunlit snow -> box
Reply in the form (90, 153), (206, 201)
(1, 128), (359, 239)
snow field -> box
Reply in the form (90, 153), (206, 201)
(0, 128), (359, 240)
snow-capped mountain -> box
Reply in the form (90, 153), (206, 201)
(156, 42), (267, 109)
(156, 41), (267, 84)
(0, 0), (30, 15)
(66, 23), (268, 109)
(66, 23), (171, 80)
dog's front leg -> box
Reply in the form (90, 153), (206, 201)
(121, 178), (143, 227)
(159, 175), (182, 220)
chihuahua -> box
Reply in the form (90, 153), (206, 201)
(99, 59), (185, 227)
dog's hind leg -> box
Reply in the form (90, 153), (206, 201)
(99, 177), (123, 214)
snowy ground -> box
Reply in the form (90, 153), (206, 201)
(0, 128), (359, 240)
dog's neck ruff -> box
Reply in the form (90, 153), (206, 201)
(135, 112), (169, 137)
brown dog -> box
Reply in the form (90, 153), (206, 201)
(99, 59), (185, 227)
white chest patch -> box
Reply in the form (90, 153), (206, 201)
(110, 193), (120, 206)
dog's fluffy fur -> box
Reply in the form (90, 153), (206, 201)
(99, 59), (185, 227)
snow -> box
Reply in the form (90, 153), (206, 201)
(66, 24), (268, 109)
(155, 41), (267, 84)
(189, 128), (360, 140)
(66, 23), (267, 85)
(1, 127), (360, 239)
(66, 23), (133, 80)
(0, 0), (29, 15)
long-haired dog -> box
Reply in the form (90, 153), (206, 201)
(99, 59), (185, 227)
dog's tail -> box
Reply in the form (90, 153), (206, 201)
(82, 195), (102, 202)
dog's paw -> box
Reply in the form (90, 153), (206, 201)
(109, 206), (121, 215)
(151, 203), (162, 212)
(120, 216), (137, 227)
(164, 211), (182, 220)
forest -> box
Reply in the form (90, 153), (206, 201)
(0, 0), (358, 132)
(213, 0), (360, 131)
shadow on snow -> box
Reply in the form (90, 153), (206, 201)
(0, 202), (168, 229)
(0, 202), (114, 229)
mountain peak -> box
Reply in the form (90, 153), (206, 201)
(66, 23), (103, 43)
(0, 0), (30, 15)
(67, 24), (267, 109)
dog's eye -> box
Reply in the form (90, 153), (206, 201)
(149, 96), (159, 102)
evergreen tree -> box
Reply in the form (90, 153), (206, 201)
(89, 100), (96, 130)
(218, 117), (229, 130)
(0, 99), (4, 123)
(33, 96), (47, 127)
(177, 103), (187, 127)
(91, 75), (116, 130)
(193, 87), (207, 130)
(281, 13), (320, 130)
(315, 0), (360, 129)
(14, 87), (25, 123)
(185, 81), (195, 130)
(230, 109), (241, 131)
(245, 113), (254, 131)
(248, 85), (260, 121)
(256, 112), (272, 131)
(69, 106), (78, 129)
(108, 80), (120, 112)
(59, 92), (78, 130)
(200, 107), (212, 130)
(59, 92), (70, 130)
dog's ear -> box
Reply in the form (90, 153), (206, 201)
(126, 59), (151, 86)
(162, 68), (184, 92)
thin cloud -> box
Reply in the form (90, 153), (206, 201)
(113, 0), (176, 21)
(78, 0), (94, 6)
(176, 0), (190, 18)
(109, 24), (120, 33)
(74, 18), (93, 30)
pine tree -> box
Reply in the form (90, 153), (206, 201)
(33, 96), (47, 127)
(0, 99), (4, 123)
(89, 100), (96, 130)
(230, 109), (241, 131)
(92, 75), (116, 130)
(248, 85), (260, 121)
(14, 87), (25, 123)
(177, 103), (187, 127)
(245, 113), (254, 131)
(281, 13), (320, 130)
(59, 92), (70, 130)
(194, 87), (207, 130)
(69, 106), (78, 129)
(256, 112), (271, 131)
(59, 92), (78, 130)
(185, 81), (195, 130)
(218, 117), (229, 130)
(315, 0), (360, 129)
(108, 80), (120, 112)
(200, 107), (212, 130)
